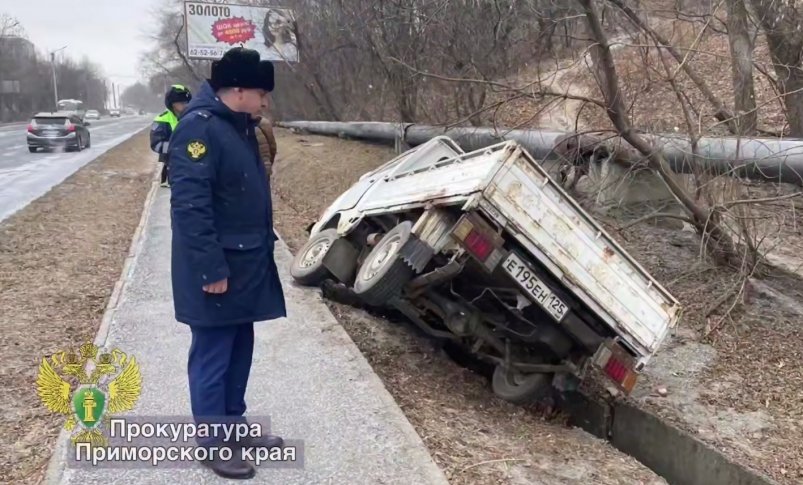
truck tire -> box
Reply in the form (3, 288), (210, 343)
(290, 229), (339, 286)
(491, 364), (553, 405)
(353, 221), (415, 306)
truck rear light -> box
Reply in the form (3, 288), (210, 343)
(464, 229), (493, 260)
(593, 341), (638, 394)
(451, 214), (505, 271)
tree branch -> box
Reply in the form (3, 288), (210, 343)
(174, 19), (203, 83)
(387, 56), (608, 110)
(607, 0), (740, 134)
(619, 211), (695, 231)
(579, 0), (740, 264)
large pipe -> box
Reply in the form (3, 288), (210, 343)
(277, 121), (803, 186)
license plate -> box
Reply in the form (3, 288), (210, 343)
(44, 130), (58, 137)
(502, 252), (568, 322)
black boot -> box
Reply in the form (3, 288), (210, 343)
(199, 448), (256, 479)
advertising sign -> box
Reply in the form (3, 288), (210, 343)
(184, 1), (299, 62)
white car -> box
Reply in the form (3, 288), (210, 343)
(290, 137), (681, 404)
(109, 109), (120, 118)
(84, 110), (100, 120)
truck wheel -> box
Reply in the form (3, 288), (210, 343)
(290, 229), (339, 286)
(353, 221), (415, 306)
(491, 364), (553, 405)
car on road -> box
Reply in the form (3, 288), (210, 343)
(27, 112), (91, 153)
(109, 109), (120, 118)
(85, 110), (100, 120)
(290, 137), (681, 404)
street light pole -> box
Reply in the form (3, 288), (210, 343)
(50, 53), (57, 111)
(49, 46), (67, 111)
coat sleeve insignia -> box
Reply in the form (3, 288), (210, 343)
(187, 140), (208, 161)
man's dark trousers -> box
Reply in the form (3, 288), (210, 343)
(160, 162), (169, 185)
(188, 322), (254, 446)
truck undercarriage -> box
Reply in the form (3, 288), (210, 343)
(290, 139), (679, 404)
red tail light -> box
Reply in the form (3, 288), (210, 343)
(66, 123), (75, 132)
(452, 214), (505, 272)
(593, 341), (638, 394)
(604, 357), (629, 383)
(27, 124), (34, 133)
(464, 230), (493, 260)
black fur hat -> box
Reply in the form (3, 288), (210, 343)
(209, 47), (274, 92)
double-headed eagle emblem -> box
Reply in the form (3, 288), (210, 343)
(37, 342), (141, 446)
(187, 140), (207, 161)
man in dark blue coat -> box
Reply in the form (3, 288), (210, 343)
(168, 47), (286, 480)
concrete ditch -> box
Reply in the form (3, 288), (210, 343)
(560, 392), (779, 485)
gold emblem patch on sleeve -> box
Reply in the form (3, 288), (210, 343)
(187, 140), (207, 161)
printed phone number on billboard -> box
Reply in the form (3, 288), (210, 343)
(189, 47), (227, 57)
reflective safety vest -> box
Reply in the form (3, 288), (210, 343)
(154, 109), (179, 130)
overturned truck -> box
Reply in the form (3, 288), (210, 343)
(290, 137), (682, 404)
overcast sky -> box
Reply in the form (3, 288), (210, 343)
(7, 0), (163, 92)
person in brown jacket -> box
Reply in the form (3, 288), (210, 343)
(254, 112), (277, 180)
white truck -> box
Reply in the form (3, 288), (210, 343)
(290, 137), (682, 403)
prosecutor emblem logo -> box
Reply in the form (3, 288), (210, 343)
(37, 342), (142, 446)
(187, 140), (207, 160)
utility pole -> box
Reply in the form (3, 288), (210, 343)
(48, 46), (67, 112)
(50, 52), (57, 111)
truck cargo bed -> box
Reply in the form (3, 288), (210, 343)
(479, 144), (681, 363)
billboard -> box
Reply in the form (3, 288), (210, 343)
(184, 1), (299, 62)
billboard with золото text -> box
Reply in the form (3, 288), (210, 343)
(184, 1), (299, 63)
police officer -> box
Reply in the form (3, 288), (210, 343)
(150, 84), (192, 187)
(168, 48), (286, 479)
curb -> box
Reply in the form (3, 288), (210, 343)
(43, 165), (161, 485)
(562, 393), (780, 485)
(276, 237), (451, 484)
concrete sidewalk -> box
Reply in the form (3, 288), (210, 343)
(46, 183), (449, 484)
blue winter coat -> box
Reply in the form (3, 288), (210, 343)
(168, 81), (286, 327)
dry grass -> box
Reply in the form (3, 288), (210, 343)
(0, 130), (155, 484)
(493, 9), (787, 137)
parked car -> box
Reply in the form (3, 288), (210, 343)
(109, 109), (120, 118)
(27, 112), (91, 153)
(290, 137), (682, 404)
(85, 110), (100, 120)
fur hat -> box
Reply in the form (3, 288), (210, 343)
(209, 47), (274, 92)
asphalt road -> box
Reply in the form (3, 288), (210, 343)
(0, 115), (151, 223)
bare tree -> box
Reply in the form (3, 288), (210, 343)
(607, 0), (741, 134)
(577, 0), (745, 265)
(0, 14), (109, 120)
(725, 0), (757, 135)
(749, 0), (803, 137)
